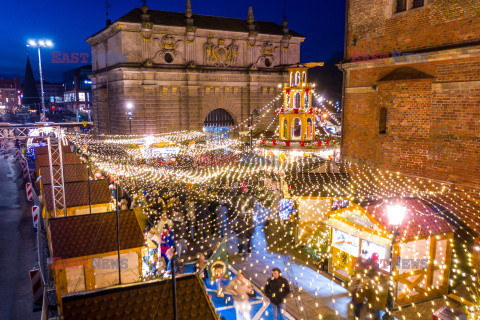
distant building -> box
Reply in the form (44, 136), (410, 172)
(62, 65), (92, 116)
(86, 3), (304, 134)
(36, 81), (64, 111)
(22, 55), (40, 110)
(0, 77), (21, 110)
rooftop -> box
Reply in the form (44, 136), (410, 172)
(43, 179), (111, 210)
(49, 210), (144, 260)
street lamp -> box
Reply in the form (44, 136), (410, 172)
(384, 203), (407, 319)
(126, 103), (133, 134)
(249, 109), (260, 153)
(27, 39), (54, 122)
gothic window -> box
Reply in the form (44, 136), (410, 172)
(295, 72), (301, 86)
(307, 118), (313, 139)
(283, 118), (288, 139)
(294, 92), (301, 108)
(302, 71), (306, 83)
(412, 0), (424, 8)
(304, 93), (310, 108)
(379, 107), (387, 134)
(292, 118), (302, 139)
(396, 0), (407, 12)
(290, 72), (293, 87)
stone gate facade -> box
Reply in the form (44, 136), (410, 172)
(86, 3), (304, 135)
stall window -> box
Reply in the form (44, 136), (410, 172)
(294, 92), (301, 108)
(361, 240), (389, 271)
(292, 118), (301, 139)
(289, 72), (293, 87)
(332, 229), (359, 256)
(282, 118), (288, 139)
(304, 92), (309, 108)
(295, 72), (301, 86)
(307, 118), (313, 139)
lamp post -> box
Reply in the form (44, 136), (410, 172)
(27, 39), (54, 122)
(249, 109), (260, 153)
(126, 103), (133, 134)
(385, 204), (406, 320)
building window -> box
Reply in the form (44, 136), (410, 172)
(302, 72), (306, 84)
(396, 0), (407, 12)
(412, 0), (424, 8)
(283, 118), (288, 139)
(379, 107), (387, 134)
(290, 72), (293, 87)
(304, 93), (309, 108)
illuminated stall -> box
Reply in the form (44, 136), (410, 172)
(325, 198), (454, 306)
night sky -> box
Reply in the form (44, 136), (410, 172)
(0, 0), (345, 83)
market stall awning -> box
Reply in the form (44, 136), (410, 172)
(324, 217), (391, 247)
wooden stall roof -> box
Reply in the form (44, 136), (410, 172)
(43, 179), (111, 210)
(287, 173), (351, 197)
(49, 210), (144, 260)
(35, 152), (82, 167)
(362, 198), (455, 241)
(39, 164), (89, 184)
(62, 273), (217, 320)
(34, 145), (72, 157)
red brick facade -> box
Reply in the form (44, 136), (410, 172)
(341, 0), (480, 187)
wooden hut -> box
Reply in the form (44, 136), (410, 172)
(324, 198), (454, 306)
(48, 210), (145, 308)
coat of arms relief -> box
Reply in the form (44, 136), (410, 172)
(150, 34), (185, 65)
(204, 38), (239, 67)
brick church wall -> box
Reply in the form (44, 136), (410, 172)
(342, 0), (480, 187)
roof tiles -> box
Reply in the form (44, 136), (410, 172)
(62, 274), (217, 320)
(49, 210), (144, 260)
(43, 179), (111, 210)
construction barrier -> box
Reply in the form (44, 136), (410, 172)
(32, 205), (39, 229)
(14, 148), (20, 160)
(26, 182), (34, 202)
(29, 269), (44, 304)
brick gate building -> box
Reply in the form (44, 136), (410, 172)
(340, 0), (480, 187)
(86, 3), (304, 135)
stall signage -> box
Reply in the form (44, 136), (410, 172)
(342, 210), (377, 231)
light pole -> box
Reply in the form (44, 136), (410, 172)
(27, 39), (53, 122)
(126, 103), (133, 134)
(384, 203), (406, 320)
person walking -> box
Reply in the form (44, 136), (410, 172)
(349, 273), (367, 319)
(215, 201), (228, 237)
(264, 268), (291, 320)
(160, 224), (174, 263)
(226, 271), (254, 320)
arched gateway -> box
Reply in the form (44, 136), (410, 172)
(203, 108), (234, 139)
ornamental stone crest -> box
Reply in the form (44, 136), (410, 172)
(254, 42), (279, 68)
(151, 34), (185, 64)
(204, 38), (238, 67)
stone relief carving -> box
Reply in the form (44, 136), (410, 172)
(254, 42), (279, 68)
(204, 38), (239, 67)
(151, 34), (185, 64)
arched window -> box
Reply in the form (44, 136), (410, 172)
(295, 72), (301, 86)
(294, 92), (301, 108)
(307, 118), (313, 139)
(285, 93), (290, 107)
(379, 107), (387, 134)
(283, 118), (288, 139)
(302, 71), (306, 83)
(292, 118), (301, 139)
(304, 93), (309, 108)
(289, 72), (293, 87)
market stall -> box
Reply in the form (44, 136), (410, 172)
(324, 198), (454, 306)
